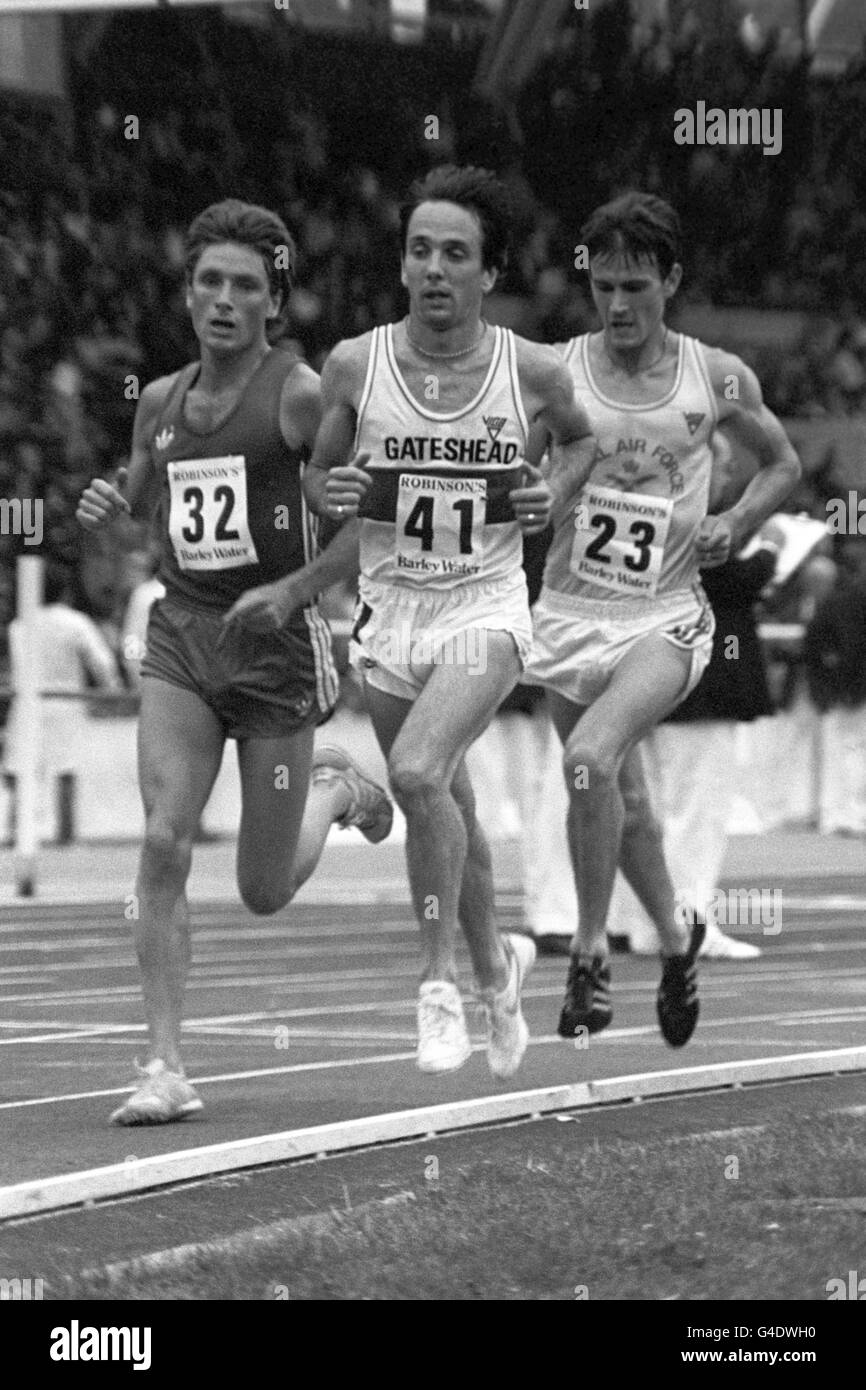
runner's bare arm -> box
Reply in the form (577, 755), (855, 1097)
(223, 359), (357, 635)
(303, 338), (372, 519)
(706, 349), (801, 547)
(279, 361), (322, 451)
(76, 375), (175, 529)
(220, 518), (360, 636)
(515, 342), (596, 523)
(524, 419), (551, 469)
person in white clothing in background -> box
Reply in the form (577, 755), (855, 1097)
(3, 565), (123, 842)
(121, 545), (166, 691)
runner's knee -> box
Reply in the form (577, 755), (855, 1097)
(387, 754), (446, 814)
(237, 870), (295, 917)
(563, 741), (618, 794)
(140, 821), (194, 884)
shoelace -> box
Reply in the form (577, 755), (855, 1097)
(133, 1057), (162, 1080)
(567, 958), (600, 990)
(420, 997), (461, 1041)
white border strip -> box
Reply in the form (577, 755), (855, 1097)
(3, 1046), (865, 1220)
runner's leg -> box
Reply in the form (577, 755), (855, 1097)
(235, 727), (346, 914)
(365, 688), (500, 986)
(548, 630), (694, 959)
(136, 678), (225, 1071)
(616, 742), (684, 944)
(365, 630), (521, 989)
(450, 756), (500, 986)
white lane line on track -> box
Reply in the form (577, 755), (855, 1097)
(775, 1013), (866, 1026)
(0, 1049), (421, 1108)
(4, 1046), (866, 1220)
(6, 958), (866, 1001)
(0, 1028), (146, 1045)
(0, 943), (416, 976)
(2, 1006), (866, 1106)
(1, 920), (861, 956)
(0, 913), (417, 941)
(0, 887), (862, 918)
(5, 993), (866, 1047)
(783, 896), (866, 910)
(0, 970), (422, 1004)
(0, 922), (422, 956)
(180, 1027), (421, 1043)
(0, 920), (419, 943)
(3, 993), (866, 1048)
(1, 904), (863, 946)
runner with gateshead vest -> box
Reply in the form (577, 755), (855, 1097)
(304, 166), (596, 1078)
(524, 192), (800, 1046)
(77, 200), (392, 1125)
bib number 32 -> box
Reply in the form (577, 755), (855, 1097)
(167, 455), (260, 571)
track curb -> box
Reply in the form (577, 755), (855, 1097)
(3, 1045), (865, 1221)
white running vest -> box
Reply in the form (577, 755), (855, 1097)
(355, 323), (529, 591)
(543, 333), (717, 601)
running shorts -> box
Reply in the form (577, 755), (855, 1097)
(525, 583), (715, 708)
(140, 595), (338, 739)
(350, 574), (533, 702)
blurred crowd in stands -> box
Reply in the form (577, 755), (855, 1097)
(1, 0), (865, 728)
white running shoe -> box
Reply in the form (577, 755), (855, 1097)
(110, 1059), (203, 1126)
(700, 925), (762, 960)
(416, 981), (472, 1073)
(480, 932), (536, 1079)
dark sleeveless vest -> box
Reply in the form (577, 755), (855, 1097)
(149, 348), (314, 610)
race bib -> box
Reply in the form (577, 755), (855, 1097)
(570, 484), (673, 596)
(167, 456), (259, 572)
(393, 472), (487, 580)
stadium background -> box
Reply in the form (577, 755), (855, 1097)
(2, 2), (866, 1315)
(1, 0), (865, 837)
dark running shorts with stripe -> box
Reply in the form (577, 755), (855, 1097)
(140, 595), (338, 739)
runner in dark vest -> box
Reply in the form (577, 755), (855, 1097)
(78, 199), (391, 1125)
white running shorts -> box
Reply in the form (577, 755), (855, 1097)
(350, 574), (533, 702)
(525, 583), (715, 708)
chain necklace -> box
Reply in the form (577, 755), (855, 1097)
(603, 327), (669, 375)
(405, 318), (488, 360)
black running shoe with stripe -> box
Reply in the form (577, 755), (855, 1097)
(656, 919), (706, 1047)
(557, 955), (613, 1038)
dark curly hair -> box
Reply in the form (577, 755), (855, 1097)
(399, 165), (512, 275)
(581, 191), (682, 279)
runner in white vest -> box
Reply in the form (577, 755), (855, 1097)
(304, 165), (596, 1079)
(524, 192), (800, 1048)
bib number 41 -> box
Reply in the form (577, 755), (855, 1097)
(403, 494), (475, 554)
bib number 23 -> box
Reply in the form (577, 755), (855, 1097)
(584, 514), (655, 571)
(571, 484), (672, 595)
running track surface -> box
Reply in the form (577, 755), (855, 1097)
(3, 873), (866, 1190)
